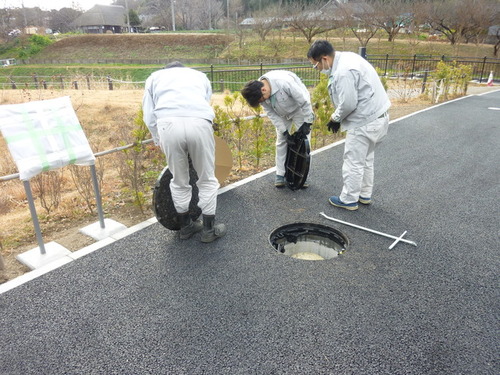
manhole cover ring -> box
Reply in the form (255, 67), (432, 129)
(269, 222), (348, 261)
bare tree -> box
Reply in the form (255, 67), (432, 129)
(252, 7), (281, 41)
(49, 8), (82, 33)
(423, 0), (463, 45)
(192, 0), (224, 30)
(493, 27), (500, 57)
(336, 0), (379, 47)
(285, 0), (339, 43)
(142, 0), (172, 29)
(370, 0), (412, 42)
(458, 0), (498, 45)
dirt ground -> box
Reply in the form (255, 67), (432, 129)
(0, 83), (496, 284)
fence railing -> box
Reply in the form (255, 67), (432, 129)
(368, 54), (499, 83)
(1, 55), (498, 92)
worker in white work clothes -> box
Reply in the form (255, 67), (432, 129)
(307, 40), (391, 211)
(143, 61), (226, 242)
(241, 70), (315, 188)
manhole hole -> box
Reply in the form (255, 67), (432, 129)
(269, 223), (348, 260)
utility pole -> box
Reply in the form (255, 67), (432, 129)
(171, 0), (176, 31)
(21, 0), (27, 30)
(208, 0), (212, 30)
(125, 0), (131, 32)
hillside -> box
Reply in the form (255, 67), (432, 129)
(35, 33), (234, 60)
(28, 32), (498, 64)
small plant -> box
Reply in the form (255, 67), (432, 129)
(248, 106), (267, 168)
(431, 61), (472, 103)
(31, 170), (64, 215)
(116, 107), (151, 213)
(311, 75), (335, 148)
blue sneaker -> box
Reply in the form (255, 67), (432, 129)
(275, 175), (286, 188)
(329, 196), (358, 211)
(358, 196), (372, 205)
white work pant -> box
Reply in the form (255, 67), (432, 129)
(275, 120), (312, 177)
(157, 117), (219, 215)
(340, 114), (389, 204)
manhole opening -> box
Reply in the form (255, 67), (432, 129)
(269, 223), (348, 261)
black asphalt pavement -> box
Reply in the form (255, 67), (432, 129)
(1, 91), (499, 374)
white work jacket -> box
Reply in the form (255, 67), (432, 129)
(260, 70), (315, 134)
(328, 52), (391, 131)
(142, 67), (215, 144)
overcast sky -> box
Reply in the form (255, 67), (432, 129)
(1, 0), (115, 11)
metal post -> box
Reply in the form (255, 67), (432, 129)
(320, 212), (417, 248)
(23, 180), (46, 254)
(358, 46), (367, 59)
(411, 54), (417, 79)
(171, 0), (176, 31)
(479, 56), (487, 83)
(89, 164), (105, 229)
(421, 70), (428, 94)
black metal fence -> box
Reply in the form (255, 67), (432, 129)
(202, 63), (321, 92)
(1, 55), (498, 92)
(368, 54), (499, 83)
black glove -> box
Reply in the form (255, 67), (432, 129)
(297, 122), (311, 136)
(283, 130), (295, 146)
(326, 120), (341, 133)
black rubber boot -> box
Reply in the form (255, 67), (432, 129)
(178, 212), (203, 240)
(201, 215), (226, 243)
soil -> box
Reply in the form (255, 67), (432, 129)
(0, 84), (496, 284)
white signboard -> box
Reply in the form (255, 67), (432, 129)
(0, 96), (95, 181)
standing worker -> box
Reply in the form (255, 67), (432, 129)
(241, 70), (315, 188)
(307, 40), (391, 210)
(143, 62), (226, 242)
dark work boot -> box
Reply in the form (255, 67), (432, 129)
(178, 212), (203, 240)
(201, 214), (226, 243)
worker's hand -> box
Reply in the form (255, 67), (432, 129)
(326, 120), (341, 133)
(283, 131), (295, 146)
(297, 122), (311, 136)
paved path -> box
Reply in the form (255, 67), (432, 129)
(1, 90), (499, 374)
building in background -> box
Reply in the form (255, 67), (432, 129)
(71, 5), (127, 34)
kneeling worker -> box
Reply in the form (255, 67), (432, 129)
(241, 70), (315, 188)
(143, 62), (226, 242)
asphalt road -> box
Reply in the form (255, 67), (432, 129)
(1, 90), (499, 374)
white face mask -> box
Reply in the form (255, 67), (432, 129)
(320, 59), (331, 75)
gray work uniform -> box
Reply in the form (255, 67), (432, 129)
(143, 67), (219, 215)
(260, 70), (315, 177)
(327, 52), (391, 203)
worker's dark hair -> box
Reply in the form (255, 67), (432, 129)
(165, 61), (184, 69)
(307, 40), (335, 61)
(241, 80), (264, 108)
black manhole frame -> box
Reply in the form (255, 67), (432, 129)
(268, 222), (349, 260)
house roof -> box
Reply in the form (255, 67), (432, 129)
(71, 5), (127, 27)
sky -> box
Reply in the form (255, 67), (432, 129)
(1, 0), (115, 11)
